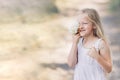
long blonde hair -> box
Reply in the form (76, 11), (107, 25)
(79, 8), (107, 41)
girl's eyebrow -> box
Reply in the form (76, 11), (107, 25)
(79, 21), (89, 23)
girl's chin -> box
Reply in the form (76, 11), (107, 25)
(81, 33), (91, 37)
(80, 33), (86, 37)
(80, 32), (90, 37)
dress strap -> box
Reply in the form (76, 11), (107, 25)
(95, 39), (102, 51)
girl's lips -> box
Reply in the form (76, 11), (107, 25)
(81, 30), (85, 32)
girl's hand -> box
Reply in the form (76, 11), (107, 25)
(72, 33), (81, 44)
(88, 46), (100, 60)
(72, 28), (81, 44)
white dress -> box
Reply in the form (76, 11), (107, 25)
(74, 38), (106, 80)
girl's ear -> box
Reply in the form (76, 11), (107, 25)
(93, 24), (96, 29)
(92, 23), (96, 29)
(93, 26), (96, 29)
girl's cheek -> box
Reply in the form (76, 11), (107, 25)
(88, 26), (93, 31)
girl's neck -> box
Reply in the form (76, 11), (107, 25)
(83, 33), (98, 44)
(82, 34), (99, 49)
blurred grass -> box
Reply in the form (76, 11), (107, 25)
(0, 0), (67, 58)
(0, 0), (59, 23)
(109, 0), (120, 12)
(0, 22), (67, 59)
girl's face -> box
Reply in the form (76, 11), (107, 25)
(78, 15), (94, 37)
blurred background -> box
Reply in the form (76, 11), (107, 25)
(0, 0), (119, 80)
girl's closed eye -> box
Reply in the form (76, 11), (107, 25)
(82, 22), (89, 26)
(83, 22), (88, 25)
(83, 22), (88, 24)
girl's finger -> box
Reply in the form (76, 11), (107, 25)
(91, 46), (96, 51)
(93, 47), (97, 52)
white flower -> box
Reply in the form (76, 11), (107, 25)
(69, 20), (79, 35)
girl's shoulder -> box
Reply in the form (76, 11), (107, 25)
(98, 39), (110, 51)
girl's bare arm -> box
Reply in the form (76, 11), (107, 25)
(67, 42), (78, 68)
(97, 40), (112, 73)
(67, 34), (80, 68)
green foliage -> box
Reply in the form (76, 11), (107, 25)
(0, 0), (59, 23)
(109, 0), (120, 11)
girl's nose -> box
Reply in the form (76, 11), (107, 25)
(79, 25), (83, 30)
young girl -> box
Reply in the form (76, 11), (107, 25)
(67, 8), (112, 80)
